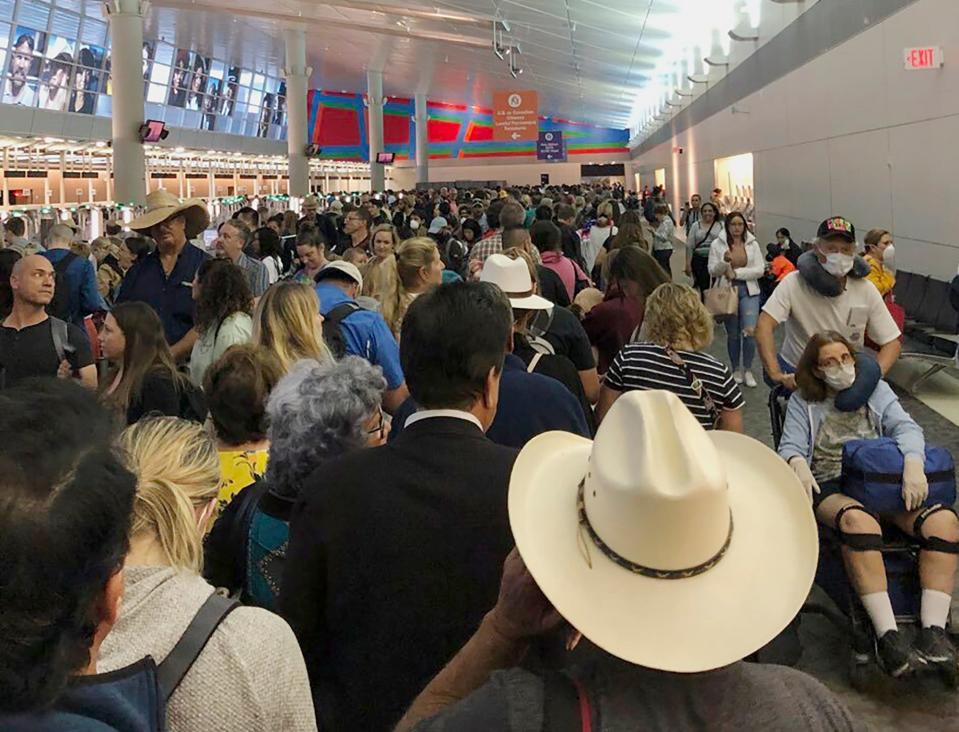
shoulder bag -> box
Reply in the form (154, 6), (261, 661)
(704, 276), (739, 318)
(664, 345), (722, 428)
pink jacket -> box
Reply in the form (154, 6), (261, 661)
(540, 250), (590, 301)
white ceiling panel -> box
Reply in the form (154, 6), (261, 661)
(145, 0), (812, 130)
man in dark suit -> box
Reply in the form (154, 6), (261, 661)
(279, 281), (518, 732)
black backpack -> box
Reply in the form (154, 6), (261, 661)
(323, 301), (361, 359)
(46, 252), (77, 321)
(442, 238), (470, 279)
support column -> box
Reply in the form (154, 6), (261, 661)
(59, 151), (66, 204)
(367, 70), (384, 192)
(105, 0), (146, 205)
(414, 92), (429, 186)
(284, 28), (311, 198)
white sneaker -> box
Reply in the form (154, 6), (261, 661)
(744, 371), (758, 388)
(732, 369), (744, 384)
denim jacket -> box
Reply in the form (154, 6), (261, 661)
(778, 380), (925, 465)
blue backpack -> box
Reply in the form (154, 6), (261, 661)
(841, 438), (956, 513)
(1, 594), (237, 731)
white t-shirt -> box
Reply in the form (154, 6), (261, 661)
(762, 272), (900, 367)
(2, 80), (34, 106)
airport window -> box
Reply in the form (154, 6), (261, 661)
(0, 0), (287, 138)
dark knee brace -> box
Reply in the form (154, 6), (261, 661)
(834, 504), (883, 551)
(913, 504), (959, 554)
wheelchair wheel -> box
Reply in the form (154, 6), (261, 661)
(848, 654), (874, 691)
(942, 662), (959, 689)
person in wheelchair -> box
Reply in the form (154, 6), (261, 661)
(779, 331), (959, 677)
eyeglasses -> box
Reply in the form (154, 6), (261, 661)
(366, 408), (386, 436)
(818, 352), (854, 370)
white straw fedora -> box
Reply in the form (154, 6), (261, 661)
(509, 390), (818, 673)
(480, 252), (553, 311)
(128, 189), (210, 239)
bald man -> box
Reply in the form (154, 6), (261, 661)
(0, 254), (96, 389)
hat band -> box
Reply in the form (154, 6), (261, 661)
(504, 288), (535, 299)
(577, 479), (733, 580)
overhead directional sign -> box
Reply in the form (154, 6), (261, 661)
(493, 90), (539, 142)
(537, 130), (566, 161)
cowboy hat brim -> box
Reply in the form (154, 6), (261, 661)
(509, 293), (554, 311)
(128, 199), (210, 239)
(509, 429), (818, 673)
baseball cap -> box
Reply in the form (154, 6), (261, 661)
(816, 216), (856, 243)
(428, 216), (449, 234)
(315, 260), (364, 291)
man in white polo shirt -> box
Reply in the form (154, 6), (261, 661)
(757, 216), (901, 392)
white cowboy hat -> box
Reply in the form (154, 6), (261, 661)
(128, 189), (210, 239)
(509, 390), (817, 673)
(480, 252), (553, 311)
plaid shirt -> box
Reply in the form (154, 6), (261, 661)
(469, 230), (503, 264)
(468, 230), (542, 265)
(236, 252), (271, 297)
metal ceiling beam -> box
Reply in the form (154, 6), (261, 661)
(151, 0), (492, 49)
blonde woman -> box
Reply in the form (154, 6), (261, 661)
(380, 236), (445, 337)
(584, 200), (617, 274)
(252, 282), (332, 372)
(597, 282), (745, 432)
(361, 223), (401, 303)
(97, 417), (317, 731)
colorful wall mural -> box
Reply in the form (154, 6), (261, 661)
(307, 90), (629, 162)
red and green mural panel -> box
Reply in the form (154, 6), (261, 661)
(307, 91), (628, 162)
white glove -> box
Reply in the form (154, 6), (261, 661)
(788, 456), (820, 503)
(902, 454), (929, 511)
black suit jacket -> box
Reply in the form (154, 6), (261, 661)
(279, 417), (518, 732)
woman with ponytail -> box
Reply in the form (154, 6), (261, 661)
(380, 236), (445, 338)
(97, 416), (317, 731)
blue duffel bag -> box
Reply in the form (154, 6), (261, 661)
(842, 438), (956, 513)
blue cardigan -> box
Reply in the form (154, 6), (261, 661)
(778, 380), (925, 465)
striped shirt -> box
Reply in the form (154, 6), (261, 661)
(604, 343), (745, 428)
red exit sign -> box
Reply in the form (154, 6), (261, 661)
(904, 46), (944, 70)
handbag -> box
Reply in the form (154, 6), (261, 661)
(704, 278), (739, 317)
(664, 345), (722, 428)
(841, 437), (956, 513)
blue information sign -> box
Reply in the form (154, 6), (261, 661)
(537, 130), (566, 161)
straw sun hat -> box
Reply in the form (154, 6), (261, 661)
(128, 189), (210, 239)
(508, 389), (818, 673)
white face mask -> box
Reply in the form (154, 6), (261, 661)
(410, 220), (420, 230)
(822, 362), (856, 391)
(883, 244), (895, 263)
(822, 251), (855, 277)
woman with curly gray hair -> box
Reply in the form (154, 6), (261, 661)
(204, 355), (387, 609)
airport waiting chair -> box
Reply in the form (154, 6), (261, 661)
(894, 272), (959, 392)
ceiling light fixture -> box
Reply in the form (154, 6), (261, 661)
(492, 19), (510, 60)
(508, 52), (523, 78)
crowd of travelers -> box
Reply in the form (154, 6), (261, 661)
(1, 179), (957, 731)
